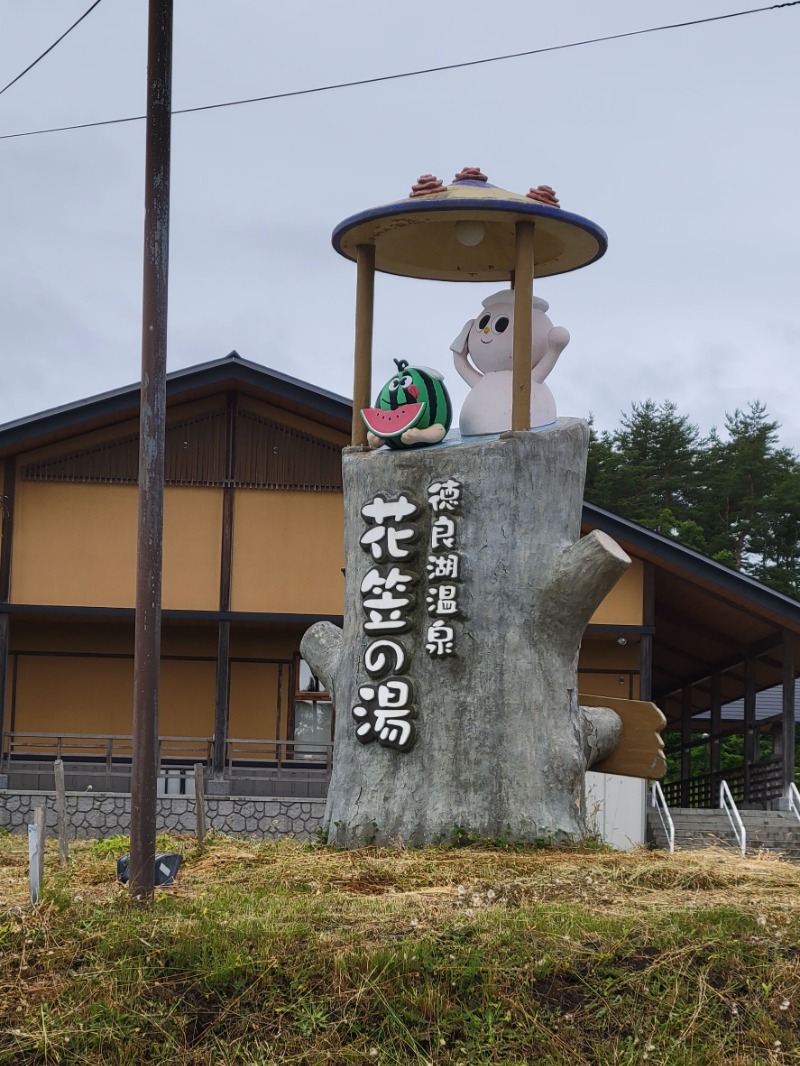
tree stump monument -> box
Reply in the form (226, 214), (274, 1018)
(302, 168), (664, 847)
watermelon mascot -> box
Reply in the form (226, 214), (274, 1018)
(361, 359), (452, 450)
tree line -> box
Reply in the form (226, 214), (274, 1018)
(585, 399), (800, 598)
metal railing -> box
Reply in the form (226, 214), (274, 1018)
(650, 780), (675, 853)
(787, 781), (800, 827)
(720, 779), (746, 857)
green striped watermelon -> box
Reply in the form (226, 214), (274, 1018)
(361, 360), (452, 450)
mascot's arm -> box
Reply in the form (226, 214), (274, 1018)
(532, 326), (570, 384)
(450, 319), (483, 387)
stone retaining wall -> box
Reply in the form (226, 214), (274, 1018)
(0, 791), (326, 840)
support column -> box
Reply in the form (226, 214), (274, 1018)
(782, 629), (796, 795)
(743, 655), (756, 803)
(0, 615), (8, 788)
(681, 686), (692, 807)
(351, 244), (375, 447)
(0, 457), (16, 786)
(710, 672), (722, 791)
(511, 221), (535, 432)
(212, 393), (237, 785)
(639, 562), (655, 702)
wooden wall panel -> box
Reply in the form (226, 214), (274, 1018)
(228, 661), (289, 740)
(578, 670), (641, 700)
(10, 483), (221, 610)
(13, 655), (134, 736)
(159, 660), (216, 737)
(12, 482), (138, 606)
(588, 558), (643, 626)
(162, 488), (222, 611)
(231, 490), (345, 615)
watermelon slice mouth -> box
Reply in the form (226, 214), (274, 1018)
(361, 402), (425, 439)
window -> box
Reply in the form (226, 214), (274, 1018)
(293, 655), (333, 760)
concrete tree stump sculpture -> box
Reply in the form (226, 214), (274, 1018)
(303, 420), (631, 846)
(303, 168), (665, 847)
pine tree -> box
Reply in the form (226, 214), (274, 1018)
(586, 399), (800, 596)
(710, 403), (800, 593)
(585, 400), (705, 544)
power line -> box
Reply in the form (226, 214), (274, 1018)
(0, 0), (105, 98)
(2, 1), (798, 141)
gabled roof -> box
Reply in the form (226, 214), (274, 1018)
(0, 352), (351, 458)
(583, 501), (800, 634)
(584, 502), (800, 712)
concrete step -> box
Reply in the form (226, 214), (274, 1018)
(651, 831), (800, 849)
(652, 829), (800, 845)
(651, 809), (800, 826)
(647, 807), (800, 857)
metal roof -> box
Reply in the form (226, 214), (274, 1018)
(695, 678), (800, 723)
(583, 501), (800, 634)
(0, 351), (352, 456)
(583, 503), (800, 720)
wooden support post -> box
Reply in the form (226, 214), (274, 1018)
(28, 827), (41, 905)
(213, 622), (230, 778)
(782, 630), (796, 795)
(639, 561), (655, 703)
(35, 804), (45, 883)
(639, 635), (652, 702)
(351, 243), (376, 446)
(511, 220), (535, 432)
(53, 758), (69, 867)
(194, 762), (206, 849)
(276, 663), (284, 768)
(681, 687), (692, 807)
(710, 672), (722, 790)
(213, 392), (236, 781)
(0, 458), (16, 771)
(0, 614), (8, 779)
(744, 655), (756, 803)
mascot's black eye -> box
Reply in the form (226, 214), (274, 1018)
(400, 374), (413, 388)
(390, 377), (401, 389)
(478, 314), (490, 330)
(494, 316), (509, 334)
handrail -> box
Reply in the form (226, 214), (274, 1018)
(2, 731), (333, 773)
(1, 729), (334, 798)
(787, 781), (800, 826)
(3, 730), (211, 741)
(720, 780), (746, 857)
(650, 780), (675, 853)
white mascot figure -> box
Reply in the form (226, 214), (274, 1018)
(450, 289), (570, 436)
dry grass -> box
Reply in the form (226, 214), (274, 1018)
(2, 832), (800, 1064)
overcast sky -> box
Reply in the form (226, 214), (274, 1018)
(1, 0), (798, 449)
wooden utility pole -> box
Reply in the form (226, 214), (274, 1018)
(129, 0), (173, 901)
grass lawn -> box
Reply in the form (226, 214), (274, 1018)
(1, 832), (800, 1064)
